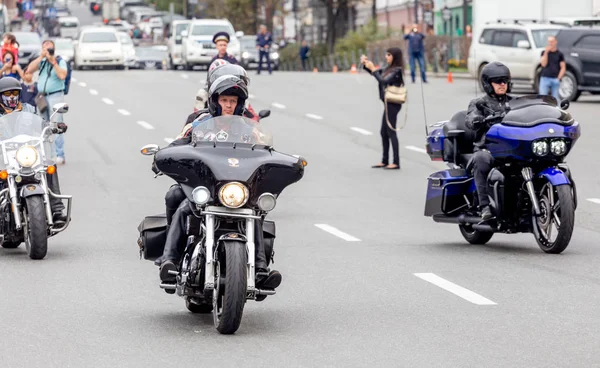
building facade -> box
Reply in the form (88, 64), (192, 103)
(433, 0), (472, 36)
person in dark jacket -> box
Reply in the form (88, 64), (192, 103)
(157, 75), (281, 300)
(361, 47), (405, 170)
(20, 65), (37, 107)
(210, 31), (239, 64)
(299, 40), (310, 71)
(465, 62), (514, 221)
(403, 24), (427, 83)
(255, 24), (272, 75)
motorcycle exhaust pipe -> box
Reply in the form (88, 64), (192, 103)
(432, 214), (485, 225)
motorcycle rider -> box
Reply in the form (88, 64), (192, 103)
(0, 77), (68, 222)
(158, 75), (281, 298)
(466, 62), (513, 221)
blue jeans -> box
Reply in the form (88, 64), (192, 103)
(257, 50), (272, 74)
(409, 51), (427, 82)
(41, 91), (65, 158)
(538, 76), (560, 104)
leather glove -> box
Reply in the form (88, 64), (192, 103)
(57, 123), (68, 133)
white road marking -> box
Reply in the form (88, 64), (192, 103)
(117, 109), (131, 116)
(248, 94), (255, 99)
(414, 273), (497, 305)
(586, 198), (600, 204)
(78, 82), (87, 87)
(306, 113), (323, 120)
(71, 77), (77, 82)
(181, 74), (189, 79)
(101, 98), (114, 105)
(137, 121), (154, 130)
(405, 145), (427, 154)
(314, 224), (361, 242)
(350, 127), (373, 135)
(272, 102), (286, 109)
(89, 89), (98, 95)
(164, 138), (174, 144)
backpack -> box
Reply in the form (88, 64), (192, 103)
(57, 56), (73, 95)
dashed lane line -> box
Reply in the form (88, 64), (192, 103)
(350, 127), (373, 135)
(306, 113), (323, 120)
(101, 98), (114, 105)
(405, 145), (427, 154)
(89, 89), (98, 95)
(314, 224), (361, 242)
(272, 102), (286, 109)
(137, 121), (154, 130)
(117, 109), (131, 116)
(414, 273), (497, 306)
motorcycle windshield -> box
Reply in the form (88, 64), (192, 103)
(190, 115), (273, 147)
(0, 112), (55, 171)
(503, 95), (574, 127)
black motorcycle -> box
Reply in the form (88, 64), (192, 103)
(137, 115), (306, 334)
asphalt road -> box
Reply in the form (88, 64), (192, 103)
(1, 2), (600, 367)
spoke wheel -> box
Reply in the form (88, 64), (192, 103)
(534, 182), (575, 254)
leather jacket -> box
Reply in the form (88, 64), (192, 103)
(466, 94), (513, 150)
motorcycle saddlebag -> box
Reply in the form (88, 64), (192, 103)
(137, 213), (168, 261)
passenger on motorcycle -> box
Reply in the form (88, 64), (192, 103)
(466, 62), (514, 221)
(158, 75), (282, 297)
(0, 77), (68, 222)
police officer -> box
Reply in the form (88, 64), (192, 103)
(157, 76), (282, 299)
(255, 24), (273, 75)
(210, 31), (238, 65)
(466, 62), (513, 221)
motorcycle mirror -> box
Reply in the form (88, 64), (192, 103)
(560, 99), (570, 110)
(52, 103), (69, 114)
(140, 144), (160, 155)
(258, 109), (271, 119)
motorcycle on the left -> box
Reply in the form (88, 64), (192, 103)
(0, 103), (73, 259)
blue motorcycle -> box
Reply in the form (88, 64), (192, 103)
(424, 95), (580, 253)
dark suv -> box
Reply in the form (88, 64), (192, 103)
(555, 27), (600, 101)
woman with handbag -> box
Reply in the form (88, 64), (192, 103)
(361, 48), (406, 170)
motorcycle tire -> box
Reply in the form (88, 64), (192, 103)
(535, 184), (575, 254)
(459, 224), (494, 245)
(213, 241), (247, 334)
(24, 196), (48, 260)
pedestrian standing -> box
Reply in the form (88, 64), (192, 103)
(255, 24), (272, 75)
(299, 40), (310, 71)
(26, 39), (68, 164)
(361, 48), (405, 170)
(210, 31), (238, 64)
(403, 24), (427, 83)
(539, 36), (566, 104)
(0, 0), (9, 34)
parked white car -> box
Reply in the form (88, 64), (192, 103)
(181, 19), (242, 70)
(73, 27), (125, 70)
(467, 21), (565, 90)
(118, 31), (136, 68)
(167, 19), (190, 69)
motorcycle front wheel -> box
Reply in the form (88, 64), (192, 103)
(24, 196), (48, 260)
(212, 241), (248, 334)
(534, 183), (575, 254)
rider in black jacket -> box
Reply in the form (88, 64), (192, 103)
(158, 76), (281, 298)
(466, 62), (513, 221)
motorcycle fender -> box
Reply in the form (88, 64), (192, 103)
(217, 233), (248, 243)
(20, 184), (46, 198)
(539, 167), (570, 186)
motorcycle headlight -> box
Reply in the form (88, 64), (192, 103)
(531, 140), (549, 156)
(257, 193), (276, 212)
(218, 182), (249, 208)
(192, 186), (211, 205)
(15, 146), (38, 167)
(550, 139), (567, 156)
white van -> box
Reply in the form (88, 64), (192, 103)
(58, 16), (79, 39)
(181, 19), (242, 70)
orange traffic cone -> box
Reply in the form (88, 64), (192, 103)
(313, 67), (318, 73)
(332, 65), (338, 73)
(350, 64), (357, 74)
(447, 71), (453, 83)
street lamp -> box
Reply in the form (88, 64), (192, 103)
(442, 5), (451, 35)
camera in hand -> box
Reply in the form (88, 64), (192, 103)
(48, 48), (55, 56)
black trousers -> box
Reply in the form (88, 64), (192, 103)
(165, 184), (186, 225)
(161, 197), (269, 271)
(48, 166), (64, 212)
(381, 102), (402, 166)
(472, 150), (494, 207)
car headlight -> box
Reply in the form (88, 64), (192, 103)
(257, 193), (276, 212)
(271, 52), (279, 60)
(218, 182), (249, 208)
(531, 140), (549, 156)
(192, 186), (211, 205)
(550, 139), (567, 156)
(15, 146), (38, 167)
(242, 51), (249, 58)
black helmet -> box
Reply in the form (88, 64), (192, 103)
(0, 77), (22, 110)
(480, 62), (512, 96)
(208, 64), (250, 90)
(208, 75), (248, 116)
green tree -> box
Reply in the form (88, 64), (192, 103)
(207, 0), (256, 35)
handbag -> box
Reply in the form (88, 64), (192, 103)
(384, 84), (408, 132)
(35, 61), (51, 114)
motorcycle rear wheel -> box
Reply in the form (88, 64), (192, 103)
(213, 241), (247, 334)
(24, 196), (48, 260)
(534, 183), (574, 254)
(459, 225), (494, 245)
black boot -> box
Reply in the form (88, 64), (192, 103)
(159, 260), (177, 294)
(480, 206), (493, 221)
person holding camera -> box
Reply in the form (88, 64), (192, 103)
(26, 40), (68, 164)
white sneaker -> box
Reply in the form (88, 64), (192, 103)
(56, 157), (65, 165)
